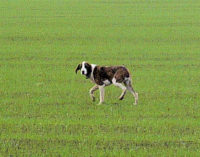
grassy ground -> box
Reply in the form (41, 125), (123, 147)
(0, 0), (200, 156)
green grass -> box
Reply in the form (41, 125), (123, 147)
(0, 0), (200, 156)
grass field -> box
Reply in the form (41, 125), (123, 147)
(1, 0), (200, 156)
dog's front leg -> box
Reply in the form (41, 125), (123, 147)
(89, 85), (99, 102)
(98, 85), (105, 105)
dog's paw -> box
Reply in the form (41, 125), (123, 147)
(119, 97), (124, 100)
(97, 102), (105, 106)
(119, 96), (124, 100)
(90, 95), (96, 102)
(92, 97), (96, 102)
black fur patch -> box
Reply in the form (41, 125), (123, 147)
(85, 63), (92, 79)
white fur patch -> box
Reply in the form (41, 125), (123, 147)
(112, 78), (116, 84)
(81, 61), (87, 75)
(103, 80), (111, 86)
(112, 78), (126, 90)
(90, 64), (96, 82)
(125, 77), (131, 81)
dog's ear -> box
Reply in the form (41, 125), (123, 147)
(75, 64), (82, 74)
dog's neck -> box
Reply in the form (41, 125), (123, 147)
(90, 64), (96, 82)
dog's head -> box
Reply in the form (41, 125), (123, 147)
(75, 61), (92, 79)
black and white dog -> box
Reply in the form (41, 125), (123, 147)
(75, 61), (138, 105)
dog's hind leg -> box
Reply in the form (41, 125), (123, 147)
(89, 85), (99, 102)
(119, 87), (127, 100)
(125, 79), (138, 105)
(112, 78), (127, 100)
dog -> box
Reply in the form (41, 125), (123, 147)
(75, 61), (138, 105)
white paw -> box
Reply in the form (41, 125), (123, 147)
(97, 102), (104, 105)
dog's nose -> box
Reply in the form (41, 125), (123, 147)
(82, 71), (85, 75)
